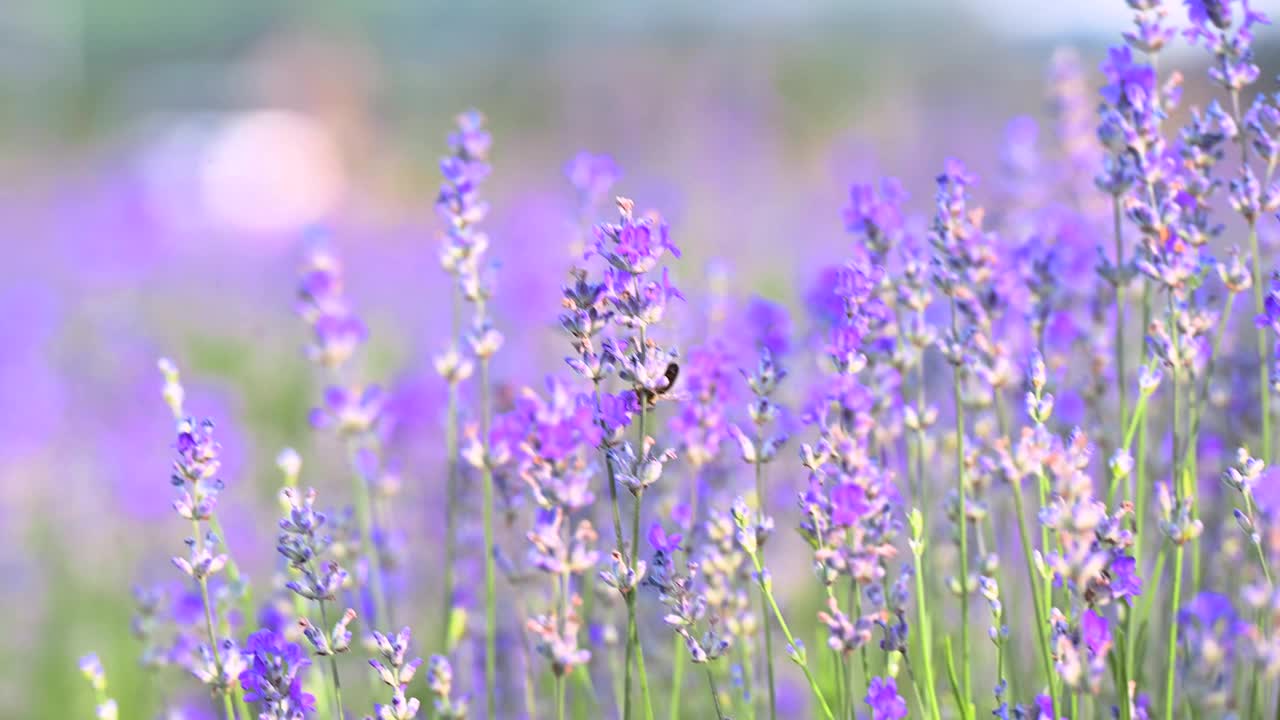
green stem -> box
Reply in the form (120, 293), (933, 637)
(853, 585), (870, 711)
(949, 299), (972, 712)
(1010, 479), (1058, 718)
(198, 578), (235, 720)
(707, 666), (727, 720)
(440, 377), (460, 653)
(1234, 83), (1272, 464)
(206, 513), (253, 631)
(345, 437), (390, 630)
(1135, 283), (1154, 566)
(1118, 619), (1133, 720)
(741, 633), (757, 720)
(481, 358), (497, 720)
(627, 328), (654, 720)
(318, 600), (344, 720)
(1246, 493), (1276, 588)
(905, 660), (929, 720)
(669, 635), (685, 720)
(192, 518), (235, 720)
(1164, 544), (1185, 720)
(747, 550), (835, 720)
(911, 542), (943, 720)
(755, 458), (778, 720)
(1113, 194), (1129, 486)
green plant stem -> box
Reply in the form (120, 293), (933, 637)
(853, 585), (870, 711)
(905, 660), (929, 720)
(200, 578), (236, 720)
(480, 358), (497, 720)
(1117, 619), (1133, 720)
(1164, 545), (1184, 720)
(628, 356), (655, 720)
(747, 548), (835, 720)
(192, 518), (235, 720)
(1246, 493), (1276, 588)
(1009, 479), (1058, 718)
(1135, 283), (1154, 564)
(911, 542), (942, 720)
(1113, 194), (1129, 485)
(755, 457), (778, 720)
(948, 300), (973, 713)
(317, 600), (345, 720)
(344, 437), (391, 630)
(741, 636), (757, 720)
(942, 637), (969, 720)
(556, 674), (566, 720)
(668, 634), (685, 720)
(707, 666), (727, 720)
(1233, 84), (1272, 464)
(833, 648), (846, 720)
(440, 375), (460, 653)
(576, 583), (595, 720)
(206, 513), (253, 630)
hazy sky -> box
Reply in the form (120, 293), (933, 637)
(974, 0), (1280, 37)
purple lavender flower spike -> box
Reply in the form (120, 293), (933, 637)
(240, 630), (317, 718)
(864, 676), (908, 720)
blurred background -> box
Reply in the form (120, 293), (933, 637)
(3, 1), (1279, 717)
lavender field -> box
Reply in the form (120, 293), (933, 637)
(10, 1), (1280, 718)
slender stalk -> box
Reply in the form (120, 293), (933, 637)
(833, 647), (846, 720)
(668, 635), (685, 720)
(576, 572), (595, 720)
(843, 652), (854, 720)
(707, 666), (728, 720)
(942, 637), (968, 720)
(910, 535), (943, 720)
(206, 514), (253, 630)
(905, 661), (929, 720)
(629, 597), (655, 720)
(480, 358), (498, 720)
(440, 374), (461, 653)
(1163, 545), (1185, 720)
(609, 634), (626, 716)
(191, 517), (235, 720)
(594, 380), (631, 720)
(1232, 85), (1272, 464)
(853, 584), (870, 710)
(344, 438), (391, 631)
(740, 635), (757, 720)
(626, 327), (654, 720)
(317, 600), (345, 720)
(755, 458), (778, 720)
(1135, 548), (1167, 685)
(1112, 194), (1130, 486)
(948, 299), (973, 710)
(199, 577), (236, 720)
(1009, 479), (1058, 717)
(667, 467), (699, 720)
(1134, 283), (1154, 565)
(556, 675), (566, 720)
(1253, 220), (1271, 463)
(557, 567), (570, 720)
(1117, 620), (1133, 720)
(746, 548), (836, 720)
(1246, 493), (1275, 588)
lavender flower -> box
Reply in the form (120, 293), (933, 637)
(78, 654), (119, 720)
(367, 628), (424, 720)
(426, 655), (469, 720)
(864, 676), (908, 720)
(240, 630), (316, 719)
